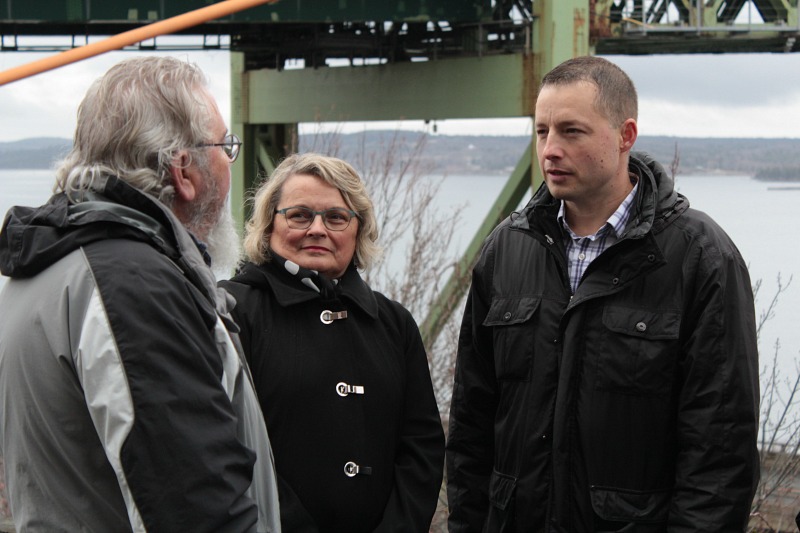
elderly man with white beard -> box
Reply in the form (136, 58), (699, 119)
(0, 56), (280, 533)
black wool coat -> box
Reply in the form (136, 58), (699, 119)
(220, 261), (445, 533)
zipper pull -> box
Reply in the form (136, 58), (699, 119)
(545, 234), (554, 245)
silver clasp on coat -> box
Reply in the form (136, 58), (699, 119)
(336, 382), (365, 397)
(320, 310), (348, 324)
(344, 461), (372, 477)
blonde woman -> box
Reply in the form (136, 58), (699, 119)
(220, 153), (445, 532)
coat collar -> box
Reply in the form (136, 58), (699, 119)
(231, 260), (380, 319)
(511, 151), (688, 237)
(93, 175), (227, 315)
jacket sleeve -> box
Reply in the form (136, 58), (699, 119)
(79, 243), (259, 533)
(445, 242), (499, 533)
(374, 308), (446, 533)
(668, 236), (760, 531)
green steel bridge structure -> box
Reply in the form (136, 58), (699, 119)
(2, 0), (798, 344)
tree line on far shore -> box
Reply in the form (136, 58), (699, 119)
(1, 133), (798, 180)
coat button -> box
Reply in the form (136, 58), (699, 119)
(636, 321), (647, 332)
(612, 277), (620, 285)
(503, 312), (512, 321)
(647, 254), (656, 262)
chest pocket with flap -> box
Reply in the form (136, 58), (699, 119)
(483, 296), (540, 381)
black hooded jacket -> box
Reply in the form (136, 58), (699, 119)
(446, 153), (760, 532)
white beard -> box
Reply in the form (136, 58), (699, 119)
(205, 200), (242, 279)
(183, 164), (242, 279)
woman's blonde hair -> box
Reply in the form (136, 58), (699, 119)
(243, 153), (381, 270)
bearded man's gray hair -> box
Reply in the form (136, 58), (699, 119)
(54, 56), (214, 206)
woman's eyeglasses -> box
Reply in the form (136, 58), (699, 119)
(197, 133), (242, 163)
(276, 206), (358, 231)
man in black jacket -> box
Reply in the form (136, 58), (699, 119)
(446, 56), (759, 531)
(0, 57), (280, 532)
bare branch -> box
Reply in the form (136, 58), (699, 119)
(670, 141), (680, 181)
(750, 273), (800, 529)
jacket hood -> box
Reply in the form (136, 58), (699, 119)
(0, 176), (177, 279)
(512, 151), (688, 236)
(1, 174), (229, 314)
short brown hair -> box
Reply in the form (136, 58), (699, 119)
(539, 56), (638, 127)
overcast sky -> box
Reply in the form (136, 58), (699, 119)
(1, 46), (799, 142)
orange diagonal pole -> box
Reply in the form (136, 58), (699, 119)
(0, 0), (278, 86)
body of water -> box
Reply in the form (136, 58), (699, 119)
(2, 168), (799, 382)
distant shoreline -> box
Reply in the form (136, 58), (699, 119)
(2, 134), (800, 177)
(751, 161), (800, 181)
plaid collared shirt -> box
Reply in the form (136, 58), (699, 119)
(558, 181), (639, 294)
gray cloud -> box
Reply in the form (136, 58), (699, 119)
(605, 53), (800, 107)
(1, 49), (799, 141)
